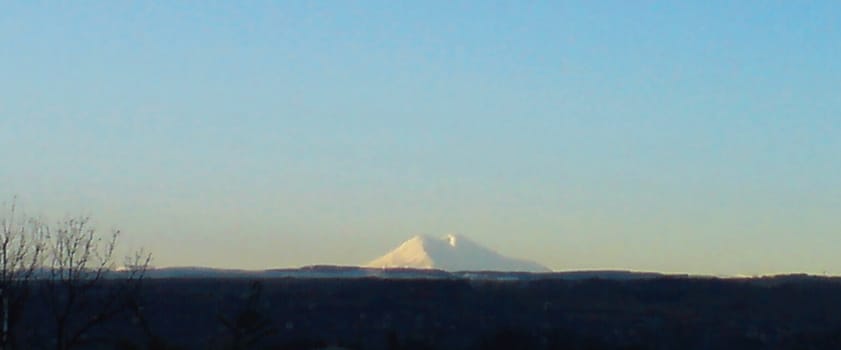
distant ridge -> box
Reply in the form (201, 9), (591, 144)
(122, 266), (841, 285)
(365, 234), (551, 272)
(138, 265), (665, 280)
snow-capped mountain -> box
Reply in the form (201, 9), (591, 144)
(365, 234), (551, 272)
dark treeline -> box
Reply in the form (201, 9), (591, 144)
(8, 276), (841, 349)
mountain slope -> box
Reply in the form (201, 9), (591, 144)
(365, 234), (551, 272)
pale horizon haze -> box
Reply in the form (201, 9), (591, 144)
(2, 2), (840, 275)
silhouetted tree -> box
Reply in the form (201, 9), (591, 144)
(474, 328), (537, 350)
(386, 331), (400, 350)
(118, 296), (182, 350)
(42, 216), (150, 350)
(0, 198), (46, 350)
(218, 281), (276, 350)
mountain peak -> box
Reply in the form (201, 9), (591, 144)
(365, 234), (550, 272)
(446, 234), (457, 247)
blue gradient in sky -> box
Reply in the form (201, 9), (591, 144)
(1, 2), (840, 274)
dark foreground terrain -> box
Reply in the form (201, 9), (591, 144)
(14, 275), (841, 349)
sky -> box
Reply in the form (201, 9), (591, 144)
(1, 2), (840, 275)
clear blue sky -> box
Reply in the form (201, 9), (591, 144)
(2, 2), (839, 275)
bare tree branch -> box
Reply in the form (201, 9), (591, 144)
(42, 216), (151, 350)
(0, 197), (46, 350)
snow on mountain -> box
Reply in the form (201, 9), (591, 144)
(365, 234), (551, 272)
